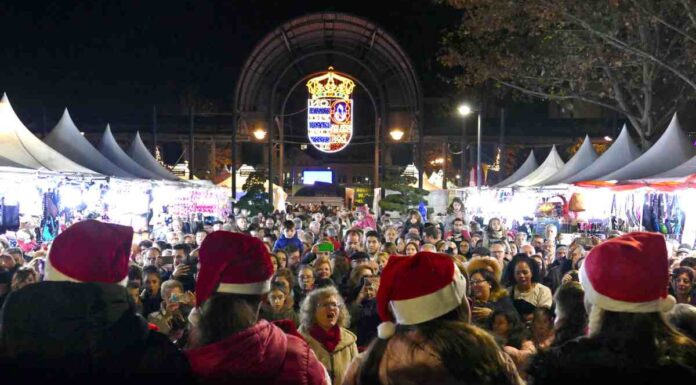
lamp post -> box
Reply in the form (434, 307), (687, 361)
(457, 104), (482, 188)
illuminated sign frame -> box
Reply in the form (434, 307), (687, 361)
(306, 67), (355, 153)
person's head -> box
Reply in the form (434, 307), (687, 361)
(265, 218), (275, 229)
(316, 241), (334, 260)
(272, 268), (295, 294)
(420, 243), (437, 253)
(282, 220), (296, 239)
(506, 254), (541, 289)
(145, 247), (162, 267)
(520, 243), (535, 257)
(300, 286), (349, 331)
(10, 266), (38, 291)
(555, 244), (568, 260)
(126, 281), (142, 306)
(404, 241), (419, 256)
(365, 230), (381, 255)
(487, 218), (502, 232)
(183, 234), (195, 245)
(408, 210), (422, 224)
(489, 310), (518, 339)
(568, 243), (586, 269)
(470, 268), (504, 303)
(383, 226), (398, 244)
(381, 242), (398, 256)
(376, 252), (390, 271)
(666, 304), (696, 341)
(471, 246), (490, 259)
(671, 266), (695, 298)
(448, 197), (463, 212)
(531, 307), (554, 339)
(423, 225), (440, 244)
(552, 281), (587, 344)
(266, 281), (292, 313)
(544, 224), (558, 241)
(531, 235), (544, 250)
(195, 231), (207, 246)
(297, 265), (316, 291)
(269, 254), (279, 273)
(470, 232), (483, 246)
(345, 229), (363, 254)
(6, 248), (23, 266)
(142, 268), (162, 295)
(489, 242), (506, 262)
(284, 244), (301, 268)
(680, 256), (696, 269)
(275, 250), (288, 269)
(313, 256), (332, 280)
(514, 232), (527, 246)
(350, 251), (372, 269)
(172, 243), (190, 267)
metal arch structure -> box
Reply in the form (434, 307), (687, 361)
(233, 12), (423, 208)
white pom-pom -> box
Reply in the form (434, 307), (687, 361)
(660, 295), (676, 312)
(377, 322), (396, 340)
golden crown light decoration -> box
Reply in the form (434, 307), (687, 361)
(306, 67), (355, 153)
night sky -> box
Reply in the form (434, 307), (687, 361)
(1, 0), (457, 124)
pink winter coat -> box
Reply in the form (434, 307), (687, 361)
(186, 319), (328, 385)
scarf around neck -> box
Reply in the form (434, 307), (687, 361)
(310, 323), (341, 352)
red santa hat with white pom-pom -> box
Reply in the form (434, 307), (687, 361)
(195, 231), (273, 306)
(376, 252), (467, 339)
(579, 231), (676, 316)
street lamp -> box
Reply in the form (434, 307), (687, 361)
(389, 128), (405, 141)
(253, 127), (267, 140)
(457, 103), (482, 188)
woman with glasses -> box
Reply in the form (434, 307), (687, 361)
(299, 286), (358, 385)
(469, 268), (517, 329)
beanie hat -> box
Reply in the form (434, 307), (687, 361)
(44, 220), (133, 285)
(196, 231), (273, 305)
(579, 232), (675, 314)
(376, 252), (467, 339)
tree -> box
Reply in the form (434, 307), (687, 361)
(379, 175), (429, 213)
(235, 172), (273, 216)
(439, 0), (696, 147)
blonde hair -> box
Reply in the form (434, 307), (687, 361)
(312, 255), (333, 273)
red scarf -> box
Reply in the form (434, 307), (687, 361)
(310, 324), (341, 353)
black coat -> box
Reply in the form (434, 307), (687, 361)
(528, 336), (696, 385)
(0, 281), (192, 385)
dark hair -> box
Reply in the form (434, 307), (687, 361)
(283, 220), (295, 230)
(5, 247), (22, 256)
(672, 266), (695, 283)
(489, 309), (527, 349)
(470, 268), (506, 301)
(128, 265), (143, 282)
(503, 253), (542, 287)
(142, 265), (160, 278)
(173, 243), (191, 256)
(356, 303), (517, 385)
(452, 218), (465, 225)
(197, 292), (262, 346)
(284, 244), (299, 254)
(666, 304), (696, 341)
(126, 281), (141, 290)
(423, 225), (439, 240)
(680, 257), (696, 269)
(139, 240), (153, 249)
(447, 197), (464, 214)
(272, 268), (296, 292)
(552, 282), (587, 346)
(365, 230), (380, 240)
(594, 310), (696, 367)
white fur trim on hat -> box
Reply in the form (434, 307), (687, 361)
(217, 279), (272, 295)
(377, 321), (396, 339)
(44, 254), (128, 286)
(579, 264), (675, 313)
(389, 265), (467, 325)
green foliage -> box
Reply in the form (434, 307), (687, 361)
(439, 0), (696, 146)
(379, 175), (429, 212)
(236, 172), (273, 216)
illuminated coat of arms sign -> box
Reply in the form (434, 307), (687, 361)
(306, 67), (355, 153)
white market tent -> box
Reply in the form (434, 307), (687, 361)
(44, 109), (137, 178)
(537, 136), (598, 186)
(600, 114), (693, 181)
(0, 94), (97, 174)
(495, 151), (538, 187)
(128, 132), (180, 181)
(562, 125), (642, 184)
(98, 125), (162, 179)
(650, 155), (696, 179)
(510, 146), (565, 187)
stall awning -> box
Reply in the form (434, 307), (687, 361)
(128, 132), (179, 181)
(511, 146), (565, 187)
(538, 136), (598, 186)
(98, 125), (162, 179)
(496, 151), (538, 187)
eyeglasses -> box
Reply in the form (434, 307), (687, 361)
(470, 279), (488, 285)
(318, 302), (339, 309)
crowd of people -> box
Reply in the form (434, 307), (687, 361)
(0, 198), (695, 384)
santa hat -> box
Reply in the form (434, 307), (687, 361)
(44, 220), (133, 285)
(376, 252), (467, 339)
(196, 231), (273, 305)
(579, 232), (675, 314)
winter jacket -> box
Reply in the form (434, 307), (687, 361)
(0, 281), (191, 385)
(273, 234), (304, 253)
(259, 303), (300, 326)
(186, 319), (327, 385)
(348, 298), (381, 348)
(528, 336), (696, 384)
(342, 329), (524, 385)
(300, 325), (358, 385)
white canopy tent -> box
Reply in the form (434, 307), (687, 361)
(537, 136), (598, 186)
(510, 146), (565, 187)
(562, 125), (642, 184)
(495, 151), (538, 187)
(649, 155), (696, 179)
(600, 114), (693, 181)
(0, 94), (97, 174)
(98, 125), (162, 179)
(128, 132), (179, 181)
(44, 109), (136, 178)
